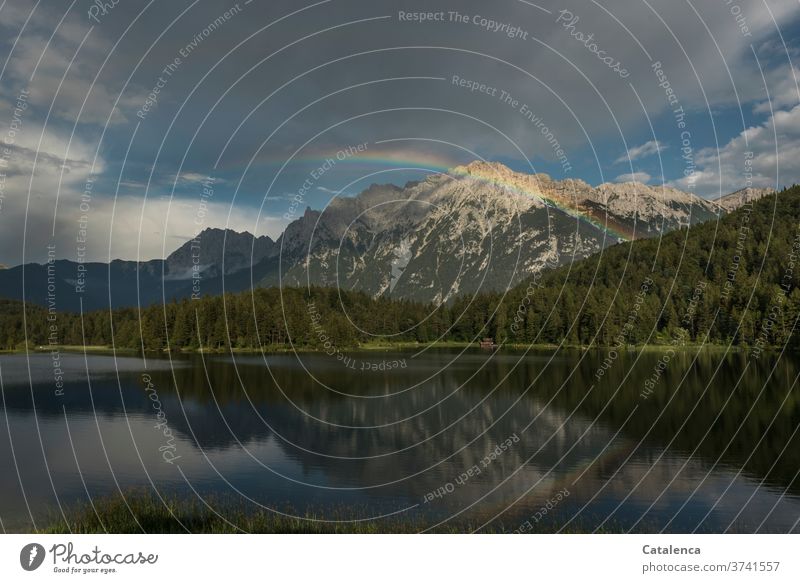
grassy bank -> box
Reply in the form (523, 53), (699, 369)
(5, 341), (759, 356)
(36, 491), (624, 534)
(38, 492), (465, 534)
(35, 345), (138, 353)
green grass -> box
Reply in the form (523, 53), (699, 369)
(1, 341), (773, 356)
(30, 345), (138, 354)
(36, 491), (620, 534)
(38, 492), (450, 534)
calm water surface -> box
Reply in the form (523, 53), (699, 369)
(1, 348), (798, 532)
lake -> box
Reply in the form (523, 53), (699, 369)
(1, 347), (798, 532)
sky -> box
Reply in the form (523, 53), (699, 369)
(0, 0), (799, 265)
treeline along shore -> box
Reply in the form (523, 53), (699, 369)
(2, 185), (800, 353)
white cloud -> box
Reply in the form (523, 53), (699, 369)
(615, 141), (665, 164)
(106, 198), (285, 261)
(758, 37), (800, 60)
(0, 1), (38, 30)
(0, 2), (148, 128)
(0, 105), (281, 264)
(668, 103), (800, 197)
(317, 186), (350, 195)
(753, 65), (800, 114)
(614, 172), (652, 184)
(0, 186), (285, 265)
(168, 172), (225, 186)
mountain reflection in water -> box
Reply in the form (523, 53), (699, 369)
(0, 348), (798, 532)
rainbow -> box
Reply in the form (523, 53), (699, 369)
(276, 150), (635, 241)
(449, 164), (635, 242)
(276, 147), (460, 175)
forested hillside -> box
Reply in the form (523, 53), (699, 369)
(483, 184), (800, 348)
(2, 185), (798, 352)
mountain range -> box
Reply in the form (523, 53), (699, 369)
(0, 161), (773, 311)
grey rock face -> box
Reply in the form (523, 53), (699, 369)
(0, 162), (768, 309)
(272, 161), (735, 303)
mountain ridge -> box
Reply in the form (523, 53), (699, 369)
(0, 161), (774, 310)
(4, 183), (798, 354)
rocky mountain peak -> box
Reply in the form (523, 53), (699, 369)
(450, 160), (552, 190)
(165, 227), (276, 279)
(716, 187), (774, 211)
(165, 162), (773, 303)
(451, 159), (513, 176)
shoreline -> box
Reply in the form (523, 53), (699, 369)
(0, 342), (762, 356)
(30, 490), (631, 534)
